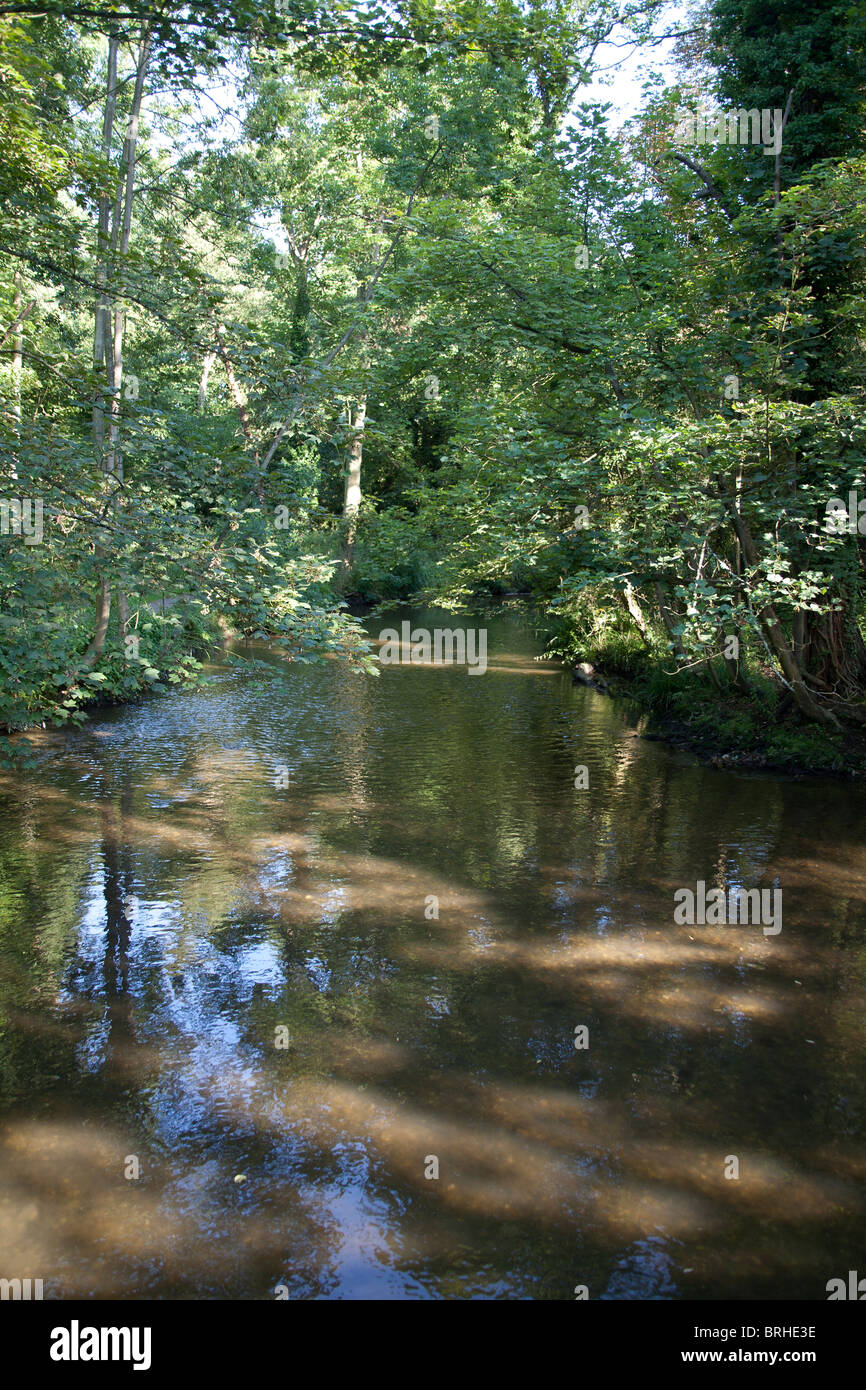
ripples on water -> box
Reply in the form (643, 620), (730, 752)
(1, 605), (865, 1299)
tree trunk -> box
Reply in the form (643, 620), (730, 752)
(342, 394), (366, 573)
(717, 628), (750, 692)
(83, 33), (119, 668)
(198, 350), (216, 411)
(726, 505), (841, 726)
(111, 25), (151, 639)
(92, 32), (118, 462)
(11, 269), (23, 451)
(620, 581), (652, 646)
(800, 605), (866, 713)
(215, 325), (263, 497)
(654, 580), (686, 659)
(81, 580), (112, 666)
(84, 25), (151, 662)
(116, 591), (129, 644)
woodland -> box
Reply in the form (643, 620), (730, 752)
(1, 0), (865, 770)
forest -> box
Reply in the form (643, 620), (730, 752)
(1, 0), (864, 772)
(3, 0), (866, 1321)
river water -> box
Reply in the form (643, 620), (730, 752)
(1, 605), (865, 1300)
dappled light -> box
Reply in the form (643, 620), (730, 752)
(1, 608), (865, 1299)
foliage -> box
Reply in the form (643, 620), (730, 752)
(1, 0), (864, 758)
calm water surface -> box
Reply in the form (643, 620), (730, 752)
(1, 606), (865, 1299)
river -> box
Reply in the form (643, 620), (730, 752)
(1, 605), (864, 1299)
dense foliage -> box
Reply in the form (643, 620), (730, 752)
(1, 0), (864, 765)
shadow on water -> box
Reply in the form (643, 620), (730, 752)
(1, 605), (865, 1299)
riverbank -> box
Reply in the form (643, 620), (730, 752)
(345, 580), (866, 777)
(569, 658), (865, 778)
(0, 597), (218, 764)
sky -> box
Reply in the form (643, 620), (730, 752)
(578, 0), (691, 130)
(184, 0), (694, 149)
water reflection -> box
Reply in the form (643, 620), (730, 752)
(0, 605), (865, 1299)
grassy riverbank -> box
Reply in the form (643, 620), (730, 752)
(552, 624), (865, 777)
